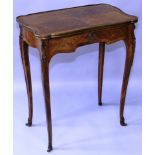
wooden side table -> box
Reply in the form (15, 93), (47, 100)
(16, 4), (138, 152)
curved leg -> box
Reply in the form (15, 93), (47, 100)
(19, 35), (33, 127)
(120, 25), (135, 126)
(98, 42), (105, 106)
(40, 42), (52, 152)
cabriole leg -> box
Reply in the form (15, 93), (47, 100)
(19, 35), (33, 127)
(98, 42), (105, 106)
(120, 24), (136, 126)
(40, 42), (53, 152)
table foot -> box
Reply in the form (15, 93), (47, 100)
(25, 119), (32, 127)
(120, 117), (127, 126)
(47, 144), (53, 152)
(98, 102), (103, 106)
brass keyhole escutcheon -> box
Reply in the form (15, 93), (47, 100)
(87, 32), (96, 42)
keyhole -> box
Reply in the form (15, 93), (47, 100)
(87, 32), (95, 42)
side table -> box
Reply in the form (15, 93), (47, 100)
(16, 4), (138, 152)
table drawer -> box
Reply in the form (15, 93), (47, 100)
(50, 24), (128, 54)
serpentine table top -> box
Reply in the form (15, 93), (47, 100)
(17, 4), (137, 39)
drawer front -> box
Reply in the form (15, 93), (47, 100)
(49, 24), (128, 55)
